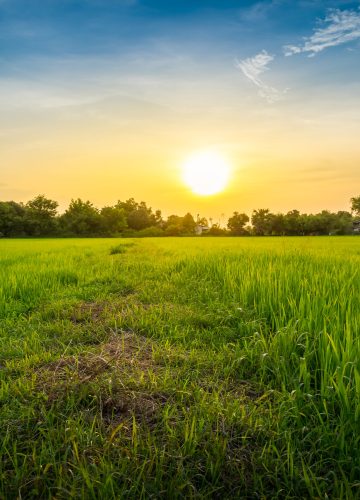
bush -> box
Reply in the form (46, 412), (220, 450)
(136, 226), (164, 237)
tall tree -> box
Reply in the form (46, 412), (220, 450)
(164, 213), (196, 235)
(154, 209), (163, 226)
(165, 215), (183, 235)
(335, 211), (353, 235)
(100, 206), (127, 235)
(182, 213), (196, 233)
(268, 213), (286, 236)
(227, 212), (249, 235)
(25, 195), (58, 236)
(0, 201), (26, 236)
(284, 210), (303, 235)
(60, 199), (101, 236)
(251, 209), (272, 236)
(115, 198), (139, 215)
(127, 208), (152, 230)
(351, 196), (360, 216)
(116, 199), (161, 229)
(207, 224), (227, 236)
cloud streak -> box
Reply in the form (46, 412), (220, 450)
(235, 50), (283, 103)
(284, 8), (360, 57)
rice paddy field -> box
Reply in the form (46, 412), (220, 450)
(1, 236), (360, 499)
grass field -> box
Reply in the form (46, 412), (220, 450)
(1, 237), (360, 499)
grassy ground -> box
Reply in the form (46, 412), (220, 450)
(1, 237), (360, 499)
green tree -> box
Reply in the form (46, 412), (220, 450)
(283, 210), (303, 235)
(154, 209), (163, 226)
(351, 196), (360, 216)
(165, 215), (183, 235)
(182, 213), (196, 234)
(136, 226), (164, 237)
(334, 211), (353, 235)
(306, 211), (335, 235)
(115, 198), (139, 215)
(251, 209), (272, 235)
(227, 212), (249, 235)
(127, 208), (152, 230)
(266, 213), (286, 235)
(100, 206), (127, 235)
(0, 201), (26, 236)
(116, 199), (162, 230)
(164, 214), (196, 235)
(25, 195), (58, 236)
(207, 223), (227, 236)
(61, 199), (101, 236)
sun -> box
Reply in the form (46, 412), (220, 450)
(182, 150), (231, 196)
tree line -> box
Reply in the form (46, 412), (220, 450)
(0, 195), (359, 238)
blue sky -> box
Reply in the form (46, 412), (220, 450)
(1, 1), (359, 57)
(1, 0), (360, 93)
(1, 0), (360, 215)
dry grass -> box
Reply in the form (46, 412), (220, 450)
(70, 301), (114, 324)
(35, 332), (167, 429)
(38, 331), (154, 379)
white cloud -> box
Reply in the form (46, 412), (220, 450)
(238, 0), (284, 23)
(235, 50), (284, 103)
(284, 8), (360, 57)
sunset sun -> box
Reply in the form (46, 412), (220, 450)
(182, 151), (231, 196)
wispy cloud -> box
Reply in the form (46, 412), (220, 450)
(284, 8), (360, 57)
(238, 0), (284, 23)
(235, 50), (284, 103)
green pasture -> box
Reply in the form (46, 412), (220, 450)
(1, 237), (360, 498)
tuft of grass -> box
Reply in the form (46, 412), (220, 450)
(110, 242), (135, 255)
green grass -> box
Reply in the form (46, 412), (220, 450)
(1, 237), (360, 499)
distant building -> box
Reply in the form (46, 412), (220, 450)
(195, 224), (210, 235)
(353, 220), (360, 233)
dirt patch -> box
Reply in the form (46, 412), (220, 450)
(69, 296), (137, 324)
(70, 301), (109, 324)
(38, 331), (154, 382)
(101, 390), (169, 428)
(35, 332), (169, 429)
(101, 332), (153, 368)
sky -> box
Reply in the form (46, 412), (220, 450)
(1, 0), (360, 220)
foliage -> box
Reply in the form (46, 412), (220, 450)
(227, 212), (249, 235)
(251, 208), (272, 235)
(127, 208), (153, 230)
(0, 194), (358, 237)
(136, 226), (164, 237)
(100, 206), (127, 235)
(116, 199), (162, 231)
(60, 199), (102, 236)
(207, 223), (227, 236)
(164, 213), (196, 236)
(182, 212), (197, 233)
(24, 195), (59, 236)
(0, 201), (27, 236)
(351, 195), (360, 216)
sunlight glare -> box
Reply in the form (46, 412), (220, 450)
(182, 151), (231, 196)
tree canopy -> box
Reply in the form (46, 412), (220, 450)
(351, 196), (360, 216)
(227, 212), (249, 235)
(0, 195), (358, 237)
